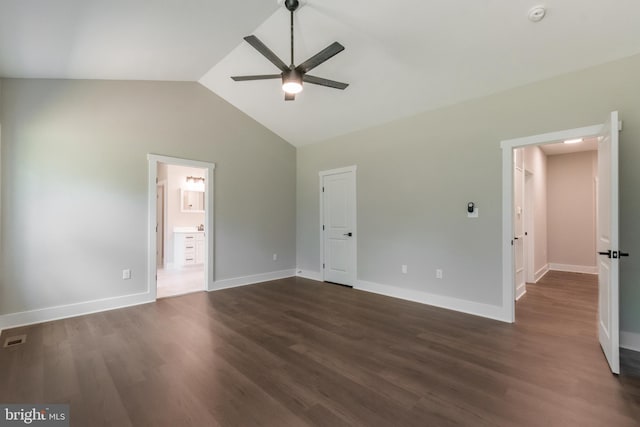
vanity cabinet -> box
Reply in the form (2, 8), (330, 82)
(174, 232), (205, 266)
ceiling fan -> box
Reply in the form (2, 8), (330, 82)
(231, 0), (348, 101)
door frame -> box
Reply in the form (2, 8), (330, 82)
(147, 154), (216, 300)
(500, 123), (602, 322)
(319, 165), (357, 285)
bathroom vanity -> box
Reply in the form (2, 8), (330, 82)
(173, 228), (205, 266)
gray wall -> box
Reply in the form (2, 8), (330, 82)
(0, 79), (296, 315)
(297, 54), (640, 334)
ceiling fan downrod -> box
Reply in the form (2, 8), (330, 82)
(285, 0), (299, 66)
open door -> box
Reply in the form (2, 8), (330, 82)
(596, 111), (622, 374)
(513, 149), (526, 300)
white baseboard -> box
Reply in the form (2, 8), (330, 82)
(534, 264), (549, 282)
(355, 279), (509, 323)
(212, 269), (295, 291)
(295, 269), (322, 281)
(620, 331), (640, 352)
(548, 263), (597, 274)
(0, 291), (154, 332)
(0, 269), (296, 333)
(516, 283), (527, 301)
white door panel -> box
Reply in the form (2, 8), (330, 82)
(514, 152), (526, 300)
(597, 111), (620, 374)
(322, 168), (356, 286)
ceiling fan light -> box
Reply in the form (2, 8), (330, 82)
(282, 81), (303, 94)
(282, 69), (303, 94)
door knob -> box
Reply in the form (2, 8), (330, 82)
(343, 232), (353, 237)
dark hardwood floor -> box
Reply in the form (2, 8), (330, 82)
(1, 271), (639, 426)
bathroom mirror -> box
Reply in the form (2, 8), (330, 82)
(181, 189), (205, 213)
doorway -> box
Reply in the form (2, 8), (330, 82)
(319, 166), (357, 287)
(147, 154), (216, 300)
(501, 112), (622, 374)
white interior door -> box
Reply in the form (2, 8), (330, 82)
(514, 149), (526, 300)
(322, 169), (356, 286)
(156, 184), (164, 267)
(596, 111), (621, 374)
(524, 171), (535, 283)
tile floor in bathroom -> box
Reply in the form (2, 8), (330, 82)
(156, 265), (205, 298)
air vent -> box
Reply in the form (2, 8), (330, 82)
(3, 334), (27, 348)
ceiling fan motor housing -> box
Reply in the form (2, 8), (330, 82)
(284, 0), (299, 12)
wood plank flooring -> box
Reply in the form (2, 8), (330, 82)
(1, 271), (639, 426)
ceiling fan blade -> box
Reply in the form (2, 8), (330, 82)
(285, 92), (296, 101)
(296, 42), (345, 73)
(231, 74), (282, 81)
(303, 75), (349, 90)
(244, 35), (289, 73)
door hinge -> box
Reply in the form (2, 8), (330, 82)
(156, 177), (158, 184)
(619, 120), (623, 131)
(322, 187), (325, 192)
(511, 240), (513, 246)
(322, 225), (325, 231)
(323, 263), (325, 269)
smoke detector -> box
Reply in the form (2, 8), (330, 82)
(528, 5), (546, 22)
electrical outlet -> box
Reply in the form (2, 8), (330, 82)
(401, 265), (408, 274)
(436, 269), (443, 279)
(122, 269), (131, 280)
(273, 253), (278, 261)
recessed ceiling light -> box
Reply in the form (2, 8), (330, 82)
(564, 138), (583, 144)
(528, 6), (546, 22)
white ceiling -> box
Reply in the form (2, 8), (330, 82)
(540, 137), (598, 156)
(2, 1), (640, 147)
(0, 0), (278, 81)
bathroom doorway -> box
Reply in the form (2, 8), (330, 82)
(147, 154), (215, 299)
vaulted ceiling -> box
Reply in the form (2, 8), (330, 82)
(2, 1), (640, 146)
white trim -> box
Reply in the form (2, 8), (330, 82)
(548, 263), (598, 274)
(501, 123), (603, 323)
(318, 165), (357, 177)
(296, 269), (323, 281)
(355, 279), (509, 323)
(0, 292), (154, 331)
(500, 125), (603, 150)
(515, 283), (527, 300)
(0, 269), (295, 332)
(147, 154), (216, 298)
(212, 269), (295, 291)
(318, 165), (357, 286)
(620, 331), (640, 352)
(534, 264), (549, 282)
